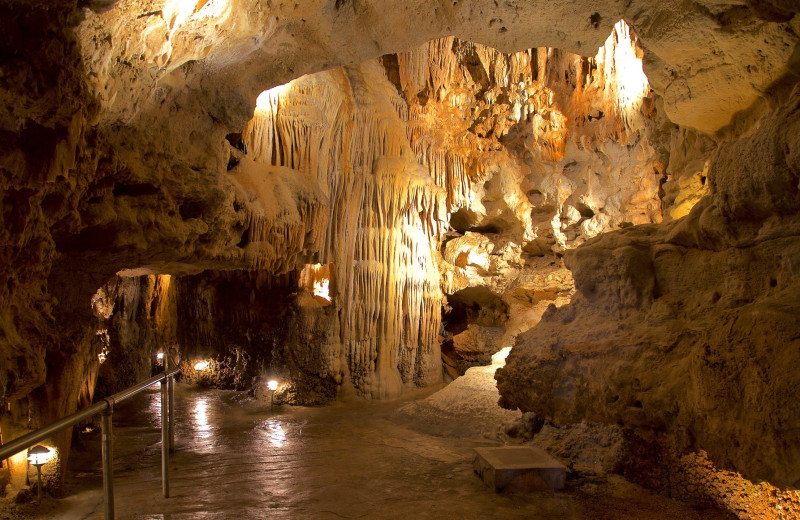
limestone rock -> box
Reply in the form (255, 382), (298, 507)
(497, 85), (800, 487)
(451, 324), (505, 366)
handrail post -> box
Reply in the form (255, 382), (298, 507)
(0, 369), (179, 512)
(101, 403), (115, 520)
(167, 355), (175, 453)
(161, 372), (169, 499)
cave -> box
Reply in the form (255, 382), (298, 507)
(1, 0), (799, 518)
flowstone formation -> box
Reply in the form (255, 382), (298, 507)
(80, 21), (670, 409)
(241, 61), (448, 399)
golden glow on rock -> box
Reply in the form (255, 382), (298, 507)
(163, 0), (230, 32)
(313, 278), (330, 302)
(96, 329), (110, 365)
(10, 449), (27, 470)
(238, 30), (660, 399)
(156, 274), (172, 292)
(255, 81), (296, 114)
(300, 263), (332, 304)
(667, 160), (710, 220)
(598, 20), (650, 113)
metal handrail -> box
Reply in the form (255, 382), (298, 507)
(0, 362), (181, 520)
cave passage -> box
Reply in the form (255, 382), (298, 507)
(2, 0), (800, 516)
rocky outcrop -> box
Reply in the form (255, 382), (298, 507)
(451, 324), (504, 366)
(222, 23), (671, 398)
(0, 0), (796, 410)
(497, 84), (800, 489)
(402, 25), (668, 369)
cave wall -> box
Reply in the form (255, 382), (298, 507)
(400, 25), (673, 365)
(1, 0), (796, 414)
(497, 83), (800, 489)
(93, 270), (338, 401)
(91, 274), (178, 398)
(82, 22), (674, 404)
(175, 270), (296, 390)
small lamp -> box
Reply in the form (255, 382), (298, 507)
(27, 445), (53, 503)
(267, 380), (278, 411)
(156, 352), (164, 365)
(194, 360), (210, 371)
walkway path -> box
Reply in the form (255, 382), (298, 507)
(35, 385), (729, 520)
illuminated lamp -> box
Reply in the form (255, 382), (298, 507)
(194, 360), (210, 371)
(267, 380), (278, 411)
(27, 445), (53, 503)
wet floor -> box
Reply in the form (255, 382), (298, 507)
(10, 384), (731, 520)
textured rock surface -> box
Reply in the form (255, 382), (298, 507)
(92, 275), (177, 397)
(451, 324), (504, 366)
(1, 0), (798, 410)
(497, 84), (800, 489)
(210, 24), (670, 400)
(400, 25), (670, 372)
(241, 61), (447, 399)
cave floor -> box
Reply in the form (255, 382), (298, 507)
(4, 384), (730, 520)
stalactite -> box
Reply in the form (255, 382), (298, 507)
(233, 21), (661, 398)
(228, 157), (330, 275)
(241, 62), (446, 398)
(398, 22), (659, 245)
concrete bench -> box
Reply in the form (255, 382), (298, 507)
(473, 446), (566, 492)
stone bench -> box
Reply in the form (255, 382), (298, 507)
(473, 446), (566, 492)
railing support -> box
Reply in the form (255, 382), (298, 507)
(0, 367), (179, 513)
(167, 356), (175, 453)
(101, 404), (115, 520)
(161, 373), (169, 499)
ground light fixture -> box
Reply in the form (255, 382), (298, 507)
(27, 445), (53, 503)
(194, 360), (210, 371)
(268, 380), (278, 411)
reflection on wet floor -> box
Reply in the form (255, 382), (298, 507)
(193, 397), (213, 447)
(258, 419), (287, 448)
(51, 384), (729, 520)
